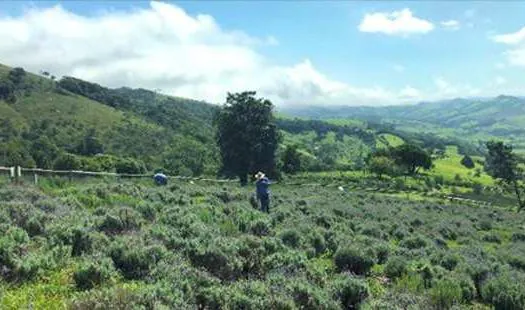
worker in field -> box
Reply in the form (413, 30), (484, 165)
(154, 172), (168, 186)
(255, 171), (271, 213)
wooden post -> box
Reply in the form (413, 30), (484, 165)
(34, 173), (38, 185)
(16, 166), (21, 185)
(9, 167), (15, 183)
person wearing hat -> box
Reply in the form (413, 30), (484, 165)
(255, 171), (271, 213)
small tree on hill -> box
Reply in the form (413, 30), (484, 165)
(8, 67), (26, 86)
(76, 128), (104, 156)
(461, 155), (475, 169)
(368, 155), (394, 179)
(392, 144), (432, 175)
(282, 145), (301, 174)
(215, 91), (280, 185)
(484, 140), (524, 212)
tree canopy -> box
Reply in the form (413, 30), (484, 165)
(392, 144), (432, 175)
(215, 91), (280, 185)
(484, 140), (524, 212)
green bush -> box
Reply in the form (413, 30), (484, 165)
(440, 253), (461, 271)
(334, 246), (375, 275)
(481, 272), (525, 310)
(482, 232), (501, 244)
(114, 158), (146, 174)
(279, 229), (301, 248)
(360, 224), (384, 239)
(374, 243), (390, 264)
(98, 208), (142, 235)
(25, 216), (45, 237)
(109, 240), (165, 280)
(250, 219), (271, 237)
(478, 219), (492, 231)
(71, 228), (93, 257)
(385, 257), (407, 280)
(400, 235), (428, 250)
(291, 280), (339, 309)
(73, 258), (115, 290)
(308, 231), (327, 255)
(461, 155), (475, 169)
(511, 232), (525, 242)
(332, 276), (369, 309)
(454, 275), (476, 303)
(70, 283), (160, 309)
(189, 245), (241, 281)
(429, 278), (462, 309)
(53, 153), (82, 170)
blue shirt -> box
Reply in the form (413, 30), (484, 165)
(154, 173), (167, 184)
(256, 177), (270, 197)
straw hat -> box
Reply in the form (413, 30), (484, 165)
(254, 171), (265, 179)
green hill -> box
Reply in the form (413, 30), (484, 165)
(1, 63), (405, 176)
(280, 96), (525, 152)
(0, 64), (219, 175)
(0, 62), (491, 177)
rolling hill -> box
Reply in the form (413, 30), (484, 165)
(2, 63), (421, 175)
(280, 95), (525, 152)
(0, 62), (498, 176)
(0, 63), (220, 175)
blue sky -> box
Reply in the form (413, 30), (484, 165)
(1, 1), (524, 106)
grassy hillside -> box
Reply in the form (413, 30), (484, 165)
(4, 63), (418, 177)
(0, 64), (219, 175)
(280, 96), (525, 153)
(0, 178), (524, 309)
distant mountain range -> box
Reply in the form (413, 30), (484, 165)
(279, 95), (525, 140)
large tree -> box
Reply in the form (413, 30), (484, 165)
(392, 144), (432, 175)
(215, 91), (280, 185)
(484, 140), (524, 212)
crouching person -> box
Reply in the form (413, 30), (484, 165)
(154, 172), (168, 186)
(255, 171), (271, 213)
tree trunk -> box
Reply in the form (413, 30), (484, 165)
(513, 180), (525, 212)
(239, 174), (248, 187)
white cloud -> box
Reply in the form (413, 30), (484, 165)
(492, 26), (525, 67)
(492, 26), (525, 45)
(504, 48), (525, 66)
(0, 1), (414, 107)
(358, 8), (434, 37)
(0, 1), (510, 107)
(434, 77), (457, 95)
(399, 85), (420, 98)
(392, 64), (405, 72)
(440, 20), (460, 31)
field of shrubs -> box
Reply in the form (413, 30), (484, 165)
(1, 178), (525, 309)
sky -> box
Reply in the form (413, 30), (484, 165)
(0, 1), (525, 107)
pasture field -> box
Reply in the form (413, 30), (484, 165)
(0, 177), (524, 309)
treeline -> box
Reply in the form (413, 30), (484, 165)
(58, 77), (217, 143)
(367, 122), (484, 156)
(276, 118), (376, 146)
(0, 118), (146, 174)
